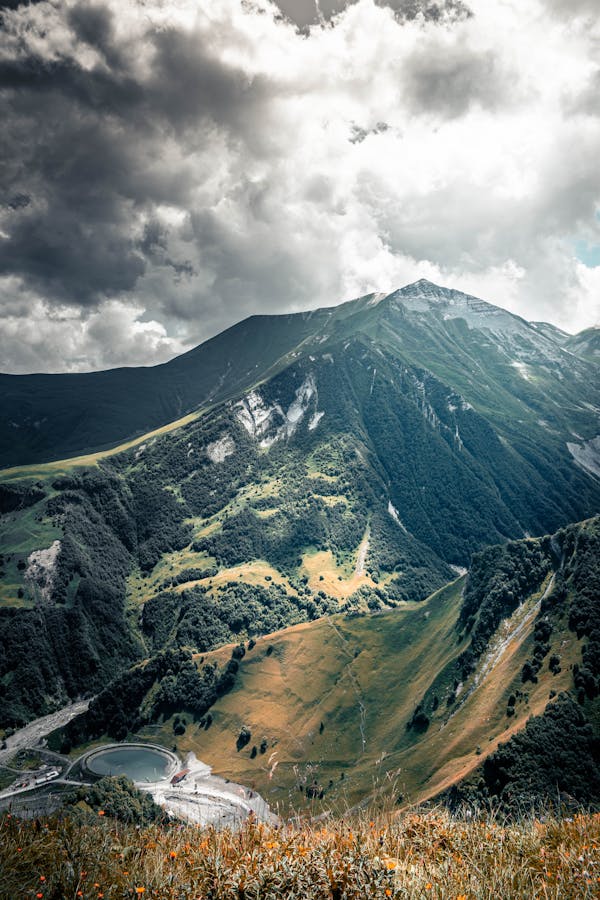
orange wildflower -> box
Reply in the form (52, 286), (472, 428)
(135, 889), (146, 895)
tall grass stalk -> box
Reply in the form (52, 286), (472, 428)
(1, 808), (599, 898)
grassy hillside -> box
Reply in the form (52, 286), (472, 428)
(136, 575), (577, 815)
(48, 517), (599, 820)
(0, 409), (204, 483)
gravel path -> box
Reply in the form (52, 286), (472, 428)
(0, 700), (90, 766)
(354, 527), (370, 577)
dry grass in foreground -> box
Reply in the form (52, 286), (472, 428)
(1, 809), (599, 899)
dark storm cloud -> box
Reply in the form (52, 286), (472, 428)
(139, 220), (195, 280)
(149, 27), (271, 138)
(0, 80), (147, 303)
(0, 208), (145, 302)
(401, 43), (505, 118)
(0, 25), (267, 133)
(377, 0), (472, 23)
(0, 0), (44, 9)
(0, 54), (144, 119)
(274, 0), (471, 27)
(0, 5), (271, 306)
(67, 2), (125, 70)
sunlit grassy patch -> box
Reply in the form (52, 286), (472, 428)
(301, 549), (375, 598)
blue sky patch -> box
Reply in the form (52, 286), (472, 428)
(574, 239), (600, 267)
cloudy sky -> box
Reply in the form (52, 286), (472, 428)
(1, 0), (599, 373)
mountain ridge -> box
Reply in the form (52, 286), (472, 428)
(1, 279), (598, 468)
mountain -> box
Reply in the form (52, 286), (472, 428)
(1, 279), (599, 470)
(1, 280), (600, 724)
(1, 279), (599, 812)
(564, 326), (600, 364)
(529, 321), (571, 345)
(0, 310), (328, 468)
(530, 320), (600, 365)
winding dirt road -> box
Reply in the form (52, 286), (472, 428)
(0, 700), (90, 766)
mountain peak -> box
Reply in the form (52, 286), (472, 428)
(393, 278), (474, 304)
(399, 278), (446, 294)
(389, 279), (526, 331)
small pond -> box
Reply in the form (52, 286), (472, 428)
(84, 744), (176, 783)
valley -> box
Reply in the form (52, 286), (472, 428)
(76, 526), (592, 816)
(0, 280), (599, 821)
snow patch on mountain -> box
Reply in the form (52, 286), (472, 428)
(567, 435), (600, 478)
(308, 411), (325, 431)
(25, 540), (61, 602)
(389, 282), (573, 371)
(419, 397), (440, 429)
(206, 434), (235, 463)
(454, 425), (464, 451)
(447, 391), (473, 415)
(388, 501), (408, 533)
(511, 361), (531, 381)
